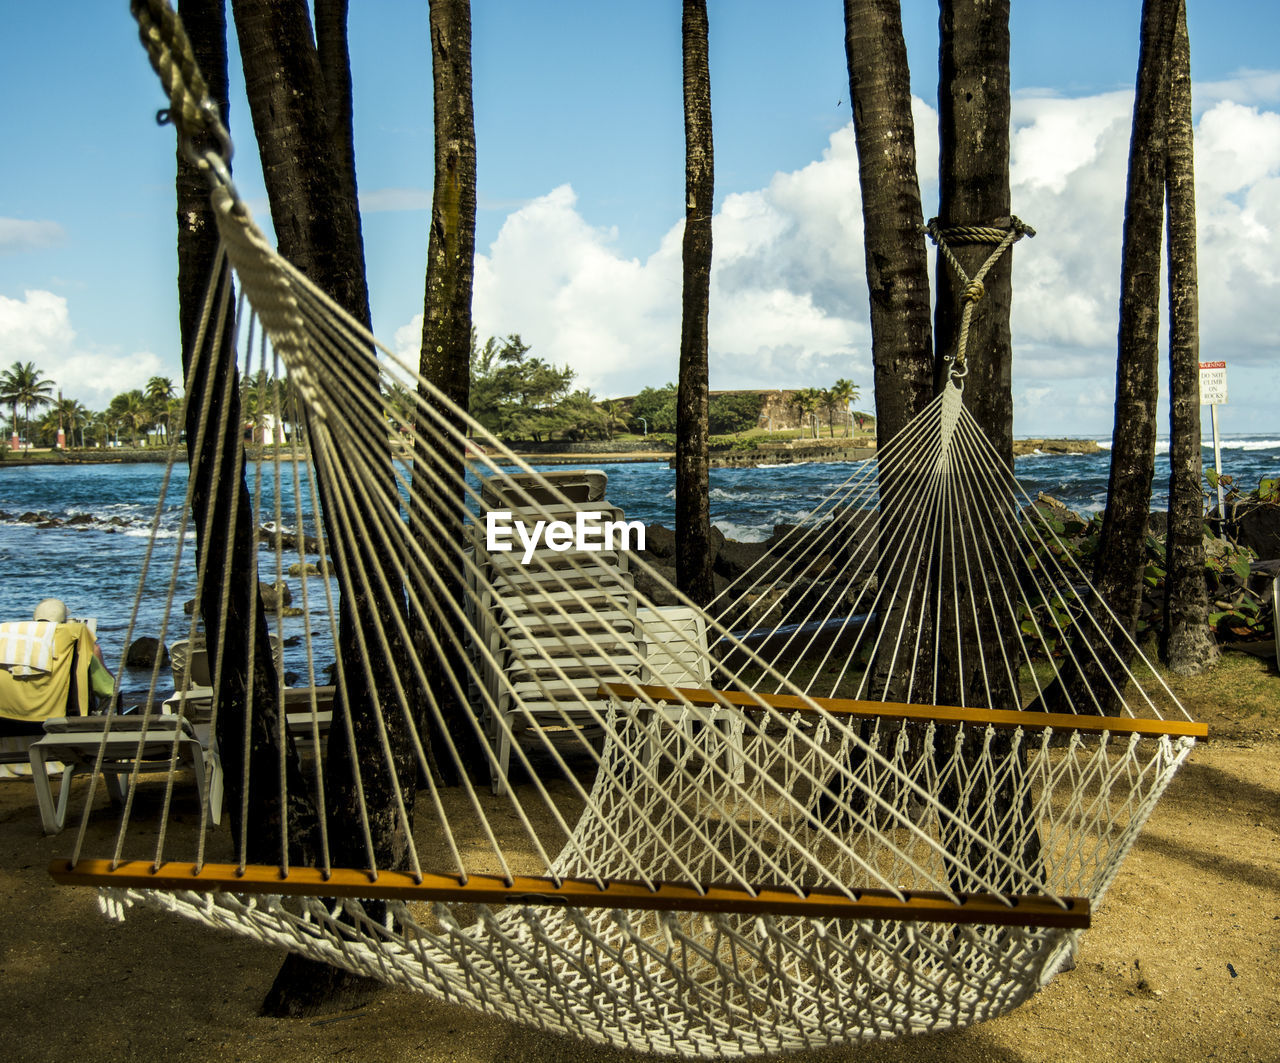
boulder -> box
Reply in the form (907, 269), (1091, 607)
(633, 561), (680, 606)
(259, 580), (293, 611)
(644, 523), (676, 560)
(714, 537), (771, 581)
(1237, 505), (1280, 561)
(125, 636), (169, 669)
(288, 561), (321, 577)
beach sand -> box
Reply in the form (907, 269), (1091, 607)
(2, 665), (1277, 1062)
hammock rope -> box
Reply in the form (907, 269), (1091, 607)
(46, 4), (1204, 1055)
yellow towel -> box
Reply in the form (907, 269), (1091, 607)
(0, 622), (95, 721)
(0, 620), (58, 675)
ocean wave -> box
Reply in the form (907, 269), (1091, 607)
(711, 520), (771, 544)
(1095, 438), (1279, 453)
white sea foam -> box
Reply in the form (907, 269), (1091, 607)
(712, 520), (771, 543)
(1095, 437), (1279, 453)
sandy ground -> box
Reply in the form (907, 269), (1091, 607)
(2, 698), (1277, 1062)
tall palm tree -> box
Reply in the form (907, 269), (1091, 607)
(412, 0), (488, 784)
(675, 0), (716, 606)
(109, 389), (150, 446)
(1160, 0), (1215, 674)
(145, 375), (177, 443)
(1094, 0), (1179, 653)
(843, 0), (932, 446)
(0, 360), (55, 447)
(41, 397), (88, 448)
(791, 388), (821, 439)
(829, 378), (860, 437)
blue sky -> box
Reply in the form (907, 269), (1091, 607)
(2, 1), (1278, 437)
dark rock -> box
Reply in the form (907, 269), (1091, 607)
(644, 523), (676, 560)
(67, 513), (95, 526)
(1146, 510), (1169, 537)
(1237, 506), (1280, 561)
(260, 580), (293, 611)
(19, 511), (44, 523)
(183, 598), (197, 616)
(714, 537), (771, 580)
(125, 636), (169, 669)
(288, 561), (320, 577)
(634, 560), (680, 606)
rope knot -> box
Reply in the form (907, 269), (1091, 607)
(962, 279), (985, 305)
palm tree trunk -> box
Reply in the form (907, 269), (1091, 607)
(232, 0), (417, 1014)
(932, 0), (1041, 894)
(1161, 0), (1216, 674)
(1095, 0), (1179, 643)
(175, 0), (322, 870)
(413, 0), (488, 782)
(842, 0), (933, 446)
(675, 0), (716, 606)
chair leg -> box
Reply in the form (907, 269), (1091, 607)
(492, 723), (511, 797)
(207, 751), (224, 826)
(29, 745), (77, 835)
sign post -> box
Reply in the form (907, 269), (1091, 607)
(1199, 360), (1228, 518)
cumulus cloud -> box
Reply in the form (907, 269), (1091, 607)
(392, 74), (1280, 432)
(0, 218), (65, 254)
(0, 289), (166, 409)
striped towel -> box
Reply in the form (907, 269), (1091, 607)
(0, 621), (58, 675)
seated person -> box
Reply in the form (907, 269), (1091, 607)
(0, 598), (114, 737)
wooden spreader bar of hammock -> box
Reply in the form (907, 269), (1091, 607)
(50, 859), (1090, 929)
(600, 683), (1208, 739)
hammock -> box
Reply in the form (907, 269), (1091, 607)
(52, 4), (1203, 1056)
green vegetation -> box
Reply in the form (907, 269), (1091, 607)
(1019, 494), (1275, 653)
(0, 358), (277, 453)
(467, 334), (625, 443)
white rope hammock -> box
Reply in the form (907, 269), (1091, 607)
(50, 4), (1203, 1056)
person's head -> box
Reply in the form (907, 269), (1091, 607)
(33, 598), (68, 624)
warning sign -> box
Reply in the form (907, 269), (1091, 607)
(1199, 361), (1228, 405)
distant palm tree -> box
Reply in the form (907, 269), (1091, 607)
(41, 397), (89, 448)
(108, 389), (149, 446)
(145, 376), (177, 444)
(0, 360), (55, 447)
(791, 388), (822, 439)
(829, 378), (860, 436)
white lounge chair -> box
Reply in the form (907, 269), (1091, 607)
(637, 605), (745, 783)
(28, 714), (223, 834)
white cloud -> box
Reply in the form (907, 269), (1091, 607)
(391, 73), (1280, 433)
(0, 218), (65, 254)
(0, 289), (166, 410)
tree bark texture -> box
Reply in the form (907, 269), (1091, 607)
(932, 0), (1038, 894)
(934, 0), (1019, 716)
(176, 0), (321, 868)
(233, 0), (419, 867)
(232, 0), (419, 1014)
(841, 0), (934, 727)
(843, 0), (933, 447)
(1094, 0), (1178, 641)
(413, 0), (488, 782)
(1161, 0), (1217, 674)
(675, 0), (716, 606)
(935, 0), (1014, 469)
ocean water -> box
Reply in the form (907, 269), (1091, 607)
(2, 436), (1276, 691)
